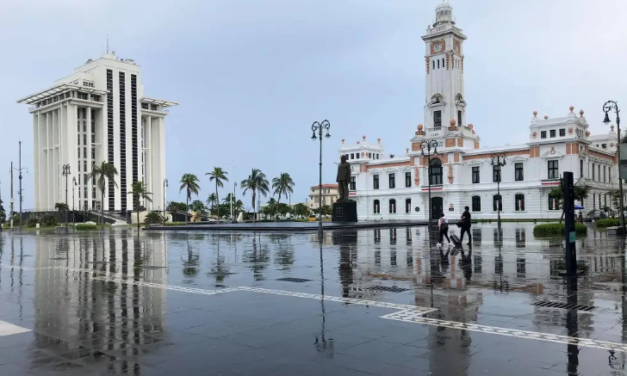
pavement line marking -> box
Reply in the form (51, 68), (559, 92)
(0, 320), (31, 337)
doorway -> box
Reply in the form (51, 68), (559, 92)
(431, 197), (443, 220)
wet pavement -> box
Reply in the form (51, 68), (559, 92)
(0, 223), (626, 375)
(146, 220), (428, 232)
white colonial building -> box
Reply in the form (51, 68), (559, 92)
(18, 52), (177, 213)
(340, 2), (619, 221)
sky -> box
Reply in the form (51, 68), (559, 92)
(1, 0), (626, 211)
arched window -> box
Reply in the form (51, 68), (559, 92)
(430, 159), (443, 185)
(389, 199), (396, 214)
(548, 193), (560, 210)
(405, 198), (411, 214)
(493, 194), (502, 211)
(442, 58), (445, 67)
(373, 200), (380, 214)
(472, 196), (481, 212)
(437, 60), (440, 69)
(432, 61), (435, 70)
(515, 194), (525, 211)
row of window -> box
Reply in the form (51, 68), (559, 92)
(344, 152), (382, 161)
(34, 91), (101, 108)
(540, 129), (566, 139)
(373, 171), (418, 190)
(430, 109), (463, 129)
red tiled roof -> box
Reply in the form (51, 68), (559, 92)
(311, 184), (338, 189)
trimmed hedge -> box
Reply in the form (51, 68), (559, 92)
(533, 223), (588, 237)
(75, 224), (98, 230)
(595, 218), (621, 228)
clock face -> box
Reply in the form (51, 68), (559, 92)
(434, 42), (443, 52)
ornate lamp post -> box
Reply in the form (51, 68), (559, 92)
(163, 178), (168, 225)
(420, 140), (439, 226)
(491, 154), (506, 229)
(72, 177), (77, 228)
(62, 164), (71, 230)
(311, 120), (331, 238)
(603, 100), (625, 230)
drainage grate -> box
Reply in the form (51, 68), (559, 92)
(366, 286), (409, 293)
(533, 301), (596, 312)
(277, 277), (312, 283)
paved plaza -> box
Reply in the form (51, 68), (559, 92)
(0, 223), (626, 375)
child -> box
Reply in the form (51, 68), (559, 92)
(438, 213), (451, 245)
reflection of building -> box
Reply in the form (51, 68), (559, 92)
(338, 1), (618, 222)
(18, 52), (178, 212)
(308, 184), (339, 209)
(33, 231), (167, 370)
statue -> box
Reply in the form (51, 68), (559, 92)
(336, 155), (351, 202)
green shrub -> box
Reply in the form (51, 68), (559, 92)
(75, 223), (97, 230)
(144, 212), (165, 225)
(595, 218), (620, 228)
(25, 216), (39, 227)
(41, 214), (58, 227)
(533, 223), (588, 237)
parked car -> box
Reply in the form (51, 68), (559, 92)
(585, 210), (606, 221)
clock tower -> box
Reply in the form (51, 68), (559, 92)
(422, 1), (467, 130)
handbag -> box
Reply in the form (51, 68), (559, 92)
(456, 220), (463, 228)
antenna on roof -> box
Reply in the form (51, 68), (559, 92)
(106, 35), (109, 54)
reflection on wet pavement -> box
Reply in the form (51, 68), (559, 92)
(0, 223), (626, 375)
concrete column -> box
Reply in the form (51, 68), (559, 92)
(146, 116), (152, 205)
(159, 117), (166, 213)
(86, 107), (92, 208)
(33, 113), (39, 211)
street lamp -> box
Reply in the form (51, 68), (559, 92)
(232, 182), (237, 223)
(72, 177), (77, 228)
(491, 154), (506, 229)
(603, 100), (625, 230)
(420, 139), (439, 226)
(311, 119), (331, 238)
(62, 164), (71, 230)
(163, 178), (168, 225)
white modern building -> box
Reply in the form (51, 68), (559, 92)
(18, 52), (177, 213)
(340, 2), (619, 221)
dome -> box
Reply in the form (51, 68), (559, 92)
(434, 1), (454, 25)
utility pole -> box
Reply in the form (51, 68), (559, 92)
(18, 141), (23, 230)
(0, 180), (3, 231)
(10, 161), (14, 229)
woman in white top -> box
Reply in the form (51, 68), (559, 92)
(438, 213), (451, 245)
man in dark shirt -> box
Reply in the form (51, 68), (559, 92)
(459, 206), (472, 246)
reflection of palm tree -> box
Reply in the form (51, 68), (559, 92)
(182, 234), (200, 277)
(209, 235), (230, 284)
(270, 234), (294, 270)
(246, 234), (270, 280)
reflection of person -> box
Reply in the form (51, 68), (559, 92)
(438, 213), (450, 245)
(336, 155), (351, 202)
(459, 206), (472, 246)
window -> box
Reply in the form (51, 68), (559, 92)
(350, 153), (354, 160)
(550, 129), (556, 138)
(493, 195), (502, 211)
(548, 193), (560, 210)
(373, 175), (379, 189)
(373, 200), (380, 214)
(547, 160), (559, 180)
(603, 166), (606, 183)
(592, 163), (595, 180)
(437, 59), (440, 69)
(580, 160), (584, 178)
(457, 110), (462, 126)
(602, 144), (607, 149)
(472, 196), (481, 212)
(472, 166), (480, 184)
(592, 193), (596, 209)
(430, 159), (443, 185)
(350, 176), (356, 191)
(433, 110), (442, 128)
(493, 165), (501, 183)
(559, 128), (565, 137)
(609, 168), (612, 182)
(515, 163), (524, 181)
(389, 173), (396, 189)
(598, 165), (600, 182)
(515, 194), (525, 211)
(432, 61), (435, 70)
(604, 194), (607, 208)
(598, 193), (601, 209)
(541, 131), (546, 139)
(405, 198), (411, 214)
(389, 199), (396, 214)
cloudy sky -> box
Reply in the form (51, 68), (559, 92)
(1, 0), (626, 210)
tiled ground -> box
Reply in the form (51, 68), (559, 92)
(0, 223), (626, 375)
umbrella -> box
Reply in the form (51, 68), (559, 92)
(574, 205), (584, 210)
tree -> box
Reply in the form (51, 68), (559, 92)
(206, 167), (229, 223)
(0, 198), (5, 223)
(87, 161), (119, 227)
(179, 174), (200, 225)
(206, 193), (218, 216)
(190, 200), (207, 215)
(54, 202), (69, 212)
(233, 200), (244, 218)
(316, 205), (332, 216)
(144, 212), (165, 225)
(550, 183), (590, 223)
(241, 169), (270, 222)
(609, 190), (624, 210)
(128, 181), (152, 229)
(272, 173), (295, 218)
(292, 203), (311, 218)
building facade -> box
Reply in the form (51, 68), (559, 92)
(18, 52), (177, 213)
(340, 2), (618, 221)
(308, 184), (340, 210)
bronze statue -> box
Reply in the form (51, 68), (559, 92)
(336, 155), (351, 202)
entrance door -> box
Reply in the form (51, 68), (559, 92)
(431, 197), (443, 220)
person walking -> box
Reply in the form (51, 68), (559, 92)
(438, 213), (451, 246)
(459, 206), (472, 246)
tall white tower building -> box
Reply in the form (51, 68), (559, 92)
(18, 52), (178, 213)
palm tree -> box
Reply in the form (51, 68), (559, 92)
(241, 169), (269, 222)
(206, 167), (229, 223)
(179, 173), (200, 225)
(206, 193), (218, 216)
(128, 181), (152, 229)
(272, 173), (295, 219)
(87, 161), (118, 227)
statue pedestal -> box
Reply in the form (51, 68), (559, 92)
(332, 201), (358, 223)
